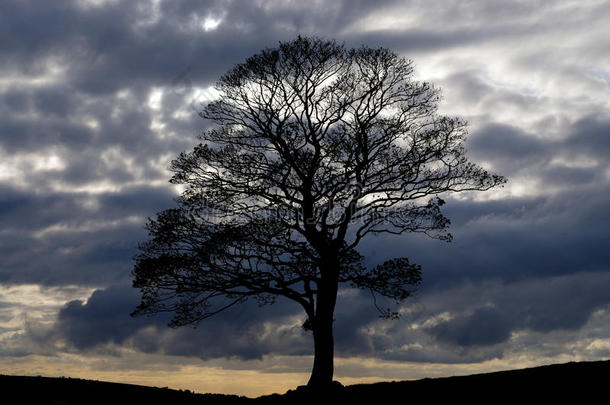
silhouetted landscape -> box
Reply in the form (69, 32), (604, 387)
(3, 2), (610, 400)
(3, 359), (608, 403)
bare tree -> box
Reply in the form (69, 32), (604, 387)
(132, 36), (506, 391)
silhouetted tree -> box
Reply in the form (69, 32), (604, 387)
(132, 36), (506, 391)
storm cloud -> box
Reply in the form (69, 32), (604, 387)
(53, 284), (311, 360)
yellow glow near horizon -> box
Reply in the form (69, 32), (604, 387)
(1, 351), (604, 397)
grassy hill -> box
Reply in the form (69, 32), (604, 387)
(2, 359), (608, 403)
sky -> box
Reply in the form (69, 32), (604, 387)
(1, 0), (610, 397)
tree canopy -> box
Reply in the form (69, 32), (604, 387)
(132, 36), (506, 390)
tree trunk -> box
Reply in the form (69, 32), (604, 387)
(308, 311), (334, 389)
(307, 271), (339, 391)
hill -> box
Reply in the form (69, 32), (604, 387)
(0, 375), (249, 404)
(2, 359), (608, 403)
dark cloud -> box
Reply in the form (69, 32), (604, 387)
(0, 184), (177, 236)
(469, 123), (548, 167)
(0, 0), (392, 97)
(51, 270), (610, 364)
(57, 285), (148, 349)
(360, 181), (610, 290)
(53, 284), (311, 360)
(423, 271), (610, 350)
(539, 165), (599, 187)
(467, 114), (610, 192)
(429, 306), (512, 347)
(47, 283), (408, 361)
(565, 114), (610, 159)
(0, 184), (177, 285)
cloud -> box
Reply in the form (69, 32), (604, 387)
(419, 272), (610, 353)
(42, 268), (610, 366)
(359, 179), (610, 290)
(429, 306), (512, 347)
(0, 184), (177, 285)
(56, 285), (152, 350)
(52, 284), (311, 360)
(468, 123), (548, 171)
(0, 284), (94, 357)
(564, 114), (610, 159)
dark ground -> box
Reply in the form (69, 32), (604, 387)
(2, 359), (608, 404)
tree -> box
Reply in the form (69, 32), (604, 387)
(132, 36), (506, 391)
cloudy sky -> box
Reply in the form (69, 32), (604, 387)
(2, 0), (610, 397)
